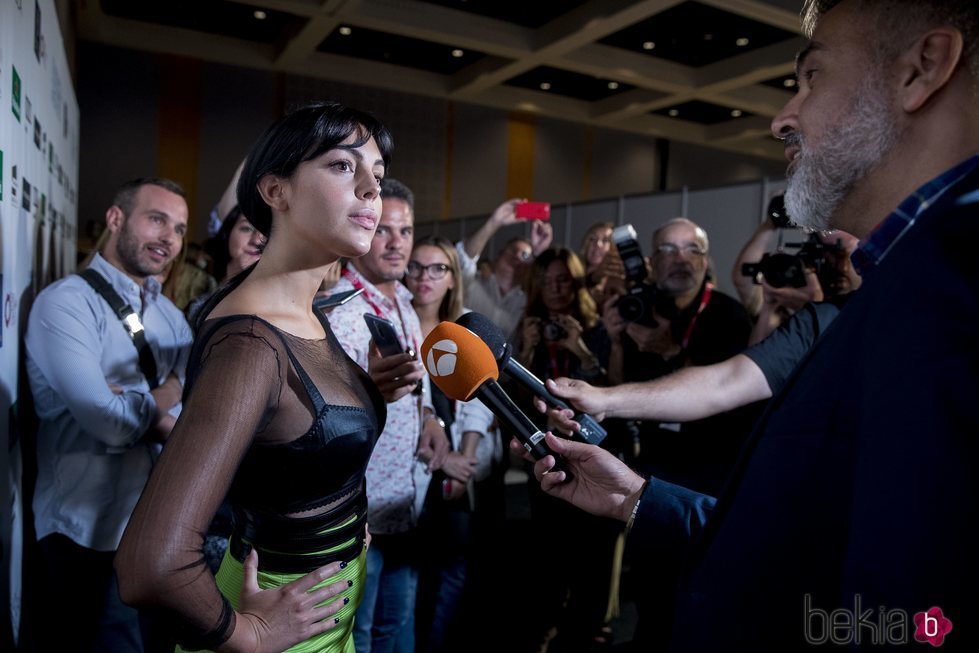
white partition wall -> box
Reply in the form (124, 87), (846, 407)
(687, 183), (767, 296)
(416, 178), (792, 298)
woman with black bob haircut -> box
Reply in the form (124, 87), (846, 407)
(116, 102), (393, 653)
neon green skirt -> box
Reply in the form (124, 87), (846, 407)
(176, 541), (366, 653)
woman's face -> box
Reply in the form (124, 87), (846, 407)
(583, 226), (613, 268)
(227, 214), (266, 274)
(541, 259), (575, 314)
(279, 132), (385, 261)
(405, 244), (454, 310)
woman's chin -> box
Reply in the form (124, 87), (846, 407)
(414, 290), (438, 305)
(343, 239), (373, 260)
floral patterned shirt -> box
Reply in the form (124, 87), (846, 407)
(325, 264), (433, 534)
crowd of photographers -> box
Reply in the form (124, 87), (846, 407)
(437, 194), (856, 652)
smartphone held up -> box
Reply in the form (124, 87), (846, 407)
(515, 201), (551, 221)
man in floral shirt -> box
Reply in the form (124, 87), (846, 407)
(327, 178), (448, 653)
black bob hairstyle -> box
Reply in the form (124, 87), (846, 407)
(236, 102), (394, 237)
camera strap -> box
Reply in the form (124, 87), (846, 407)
(78, 268), (160, 389)
(680, 282), (713, 350)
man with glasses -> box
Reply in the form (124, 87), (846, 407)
(609, 217), (751, 395)
(326, 178), (448, 653)
(602, 217), (752, 646)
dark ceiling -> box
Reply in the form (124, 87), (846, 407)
(83, 0), (810, 161)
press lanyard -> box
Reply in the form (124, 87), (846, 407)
(680, 282), (713, 350)
(342, 267), (419, 354)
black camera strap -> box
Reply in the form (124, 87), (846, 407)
(78, 268), (160, 389)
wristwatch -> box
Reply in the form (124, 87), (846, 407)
(426, 414), (446, 430)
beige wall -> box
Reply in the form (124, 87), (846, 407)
(76, 42), (786, 245)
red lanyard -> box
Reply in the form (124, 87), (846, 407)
(343, 267), (386, 318)
(680, 282), (713, 350)
(342, 267), (419, 354)
(546, 342), (570, 379)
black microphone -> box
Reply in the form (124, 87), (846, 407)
(421, 322), (572, 481)
(456, 312), (607, 446)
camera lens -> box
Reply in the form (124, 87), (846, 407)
(616, 295), (645, 323)
(761, 253), (807, 288)
(542, 321), (567, 341)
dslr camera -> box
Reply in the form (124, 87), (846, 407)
(741, 196), (844, 289)
(612, 224), (675, 326)
(541, 320), (568, 342)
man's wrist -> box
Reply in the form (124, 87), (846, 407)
(425, 414), (446, 430)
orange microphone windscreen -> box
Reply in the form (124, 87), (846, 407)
(421, 322), (500, 401)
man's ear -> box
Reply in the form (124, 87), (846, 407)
(897, 26), (964, 113)
(105, 205), (125, 233)
(257, 174), (289, 213)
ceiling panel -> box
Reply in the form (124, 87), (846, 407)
(79, 0), (807, 162)
(412, 0), (592, 29)
(598, 1), (798, 67)
(650, 99), (755, 125)
(318, 24), (486, 75)
(503, 65), (634, 102)
(100, 0), (303, 44)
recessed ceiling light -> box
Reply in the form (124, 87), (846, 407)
(540, 82), (551, 91)
(668, 109), (679, 117)
(253, 10), (267, 20)
(451, 49), (464, 58)
(731, 109), (743, 117)
(736, 37), (749, 46)
(339, 26), (352, 36)
(607, 81), (619, 90)
(642, 41), (655, 50)
(703, 33), (714, 41)
(783, 78), (797, 88)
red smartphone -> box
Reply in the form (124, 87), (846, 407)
(515, 201), (551, 220)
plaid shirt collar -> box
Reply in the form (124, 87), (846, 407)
(851, 154), (979, 276)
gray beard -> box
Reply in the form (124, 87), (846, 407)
(784, 82), (900, 232)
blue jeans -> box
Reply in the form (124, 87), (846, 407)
(353, 533), (418, 653)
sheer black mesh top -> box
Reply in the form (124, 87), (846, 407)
(118, 311), (384, 648)
(191, 315), (385, 514)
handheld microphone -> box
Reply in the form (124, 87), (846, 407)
(421, 322), (572, 480)
(455, 312), (607, 446)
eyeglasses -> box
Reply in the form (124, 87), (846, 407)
(406, 261), (452, 280)
(655, 243), (707, 257)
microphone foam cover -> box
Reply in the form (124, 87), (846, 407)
(421, 322), (500, 401)
(455, 312), (507, 362)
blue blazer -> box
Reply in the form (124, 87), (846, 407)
(634, 164), (979, 651)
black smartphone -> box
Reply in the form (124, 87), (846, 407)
(313, 287), (364, 310)
(363, 313), (405, 357)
